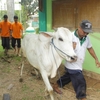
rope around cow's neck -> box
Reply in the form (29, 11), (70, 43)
(50, 38), (71, 58)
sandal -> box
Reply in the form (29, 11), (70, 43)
(53, 84), (63, 94)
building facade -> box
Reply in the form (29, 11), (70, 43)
(39, 0), (100, 32)
(39, 0), (100, 76)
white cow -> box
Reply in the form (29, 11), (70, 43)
(21, 27), (77, 100)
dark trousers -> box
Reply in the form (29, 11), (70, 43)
(12, 37), (21, 48)
(57, 70), (86, 99)
(1, 37), (10, 49)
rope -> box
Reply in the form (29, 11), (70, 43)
(50, 38), (71, 58)
(50, 38), (64, 97)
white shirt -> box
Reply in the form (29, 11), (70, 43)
(65, 31), (92, 70)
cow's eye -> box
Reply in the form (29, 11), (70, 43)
(59, 38), (63, 41)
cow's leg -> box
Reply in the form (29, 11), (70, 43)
(31, 68), (41, 79)
(40, 70), (54, 100)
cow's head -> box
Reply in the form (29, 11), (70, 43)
(52, 27), (77, 62)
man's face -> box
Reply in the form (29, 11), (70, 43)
(4, 18), (8, 22)
(14, 18), (18, 22)
(78, 27), (89, 38)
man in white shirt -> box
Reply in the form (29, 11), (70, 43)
(53, 20), (100, 100)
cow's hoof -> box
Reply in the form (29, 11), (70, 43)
(19, 78), (23, 82)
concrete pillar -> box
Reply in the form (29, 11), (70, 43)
(7, 0), (14, 22)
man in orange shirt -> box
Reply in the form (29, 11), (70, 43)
(11, 15), (23, 56)
(0, 15), (12, 55)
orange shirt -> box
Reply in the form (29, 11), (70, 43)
(0, 21), (11, 37)
(11, 22), (23, 38)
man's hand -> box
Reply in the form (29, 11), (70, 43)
(95, 59), (100, 68)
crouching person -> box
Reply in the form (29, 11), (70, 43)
(53, 20), (100, 100)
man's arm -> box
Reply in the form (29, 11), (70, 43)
(9, 23), (12, 38)
(0, 28), (1, 33)
(0, 22), (1, 33)
(87, 47), (100, 67)
(20, 23), (23, 38)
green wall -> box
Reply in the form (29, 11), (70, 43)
(83, 33), (100, 74)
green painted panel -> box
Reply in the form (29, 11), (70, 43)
(39, 0), (47, 31)
(83, 33), (100, 74)
(39, 0), (54, 32)
(46, 0), (53, 31)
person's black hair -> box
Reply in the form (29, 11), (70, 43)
(14, 15), (18, 19)
(3, 15), (8, 18)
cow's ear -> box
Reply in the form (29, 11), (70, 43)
(40, 32), (55, 38)
(40, 32), (51, 37)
